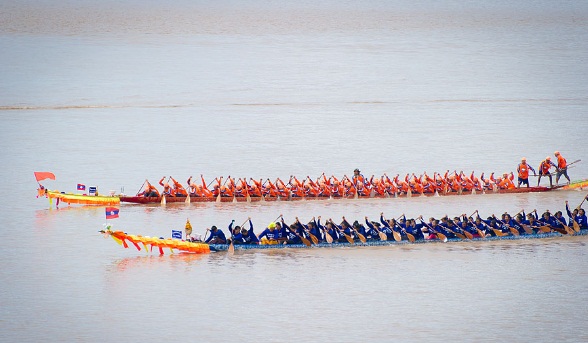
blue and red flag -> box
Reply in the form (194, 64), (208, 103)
(77, 183), (86, 191)
(105, 207), (119, 219)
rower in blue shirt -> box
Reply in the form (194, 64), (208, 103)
(205, 225), (227, 244)
(364, 218), (382, 241)
(232, 218), (259, 245)
(258, 222), (280, 244)
(323, 220), (339, 242)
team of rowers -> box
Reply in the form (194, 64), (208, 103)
(136, 169), (546, 201)
(136, 152), (573, 199)
(187, 197), (588, 246)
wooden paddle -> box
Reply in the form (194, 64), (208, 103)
(494, 215), (519, 236)
(323, 227), (334, 243)
(382, 214), (402, 241)
(330, 219), (354, 244)
(418, 217), (447, 242)
(466, 216), (487, 238)
(477, 216), (508, 237)
(296, 217), (319, 245)
(554, 216), (574, 235)
(136, 180), (147, 196)
(397, 224), (416, 242)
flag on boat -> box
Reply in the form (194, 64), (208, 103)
(105, 207), (119, 219)
(34, 171), (55, 182)
(77, 183), (86, 191)
(171, 230), (182, 239)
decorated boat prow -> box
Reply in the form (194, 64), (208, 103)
(100, 228), (210, 255)
(563, 178), (588, 190)
(41, 189), (120, 206)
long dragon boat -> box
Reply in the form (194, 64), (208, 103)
(101, 228), (587, 254)
(119, 185), (562, 204)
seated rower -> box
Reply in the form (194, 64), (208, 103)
(364, 218), (383, 241)
(497, 172), (516, 190)
(139, 180), (160, 197)
(159, 176), (174, 196)
(258, 222), (280, 245)
(170, 176), (188, 197)
(323, 220), (339, 242)
(205, 226), (227, 244)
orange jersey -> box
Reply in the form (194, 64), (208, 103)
(557, 155), (567, 169)
(518, 163), (530, 179)
(539, 160), (552, 174)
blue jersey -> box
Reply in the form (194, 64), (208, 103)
(205, 229), (226, 243)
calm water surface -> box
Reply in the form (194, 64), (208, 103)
(1, 1), (588, 342)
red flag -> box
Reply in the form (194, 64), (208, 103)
(105, 207), (119, 219)
(34, 172), (56, 182)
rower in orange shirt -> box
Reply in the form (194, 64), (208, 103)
(159, 176), (173, 196)
(498, 172), (516, 189)
(200, 175), (214, 197)
(516, 157), (536, 188)
(554, 151), (571, 185)
(139, 179), (160, 197)
(170, 176), (188, 197)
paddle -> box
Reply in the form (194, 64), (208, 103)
(418, 216), (447, 242)
(456, 217), (474, 239)
(553, 216), (574, 235)
(466, 214), (487, 238)
(330, 218), (354, 244)
(323, 226), (334, 243)
(285, 220), (311, 247)
(493, 215), (519, 236)
(216, 176), (230, 203)
(296, 217), (319, 245)
(229, 218), (250, 253)
(396, 223), (416, 242)
(576, 193), (588, 210)
(136, 180), (147, 196)
(343, 216), (366, 243)
(374, 214), (389, 241)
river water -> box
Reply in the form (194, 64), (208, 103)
(1, 1), (588, 342)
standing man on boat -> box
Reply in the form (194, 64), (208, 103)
(537, 157), (556, 187)
(517, 157), (536, 188)
(554, 151), (571, 185)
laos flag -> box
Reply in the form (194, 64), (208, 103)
(77, 183), (86, 191)
(105, 207), (119, 219)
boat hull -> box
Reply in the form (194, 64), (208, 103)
(209, 229), (587, 251)
(119, 185), (562, 204)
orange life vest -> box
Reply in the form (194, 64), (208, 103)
(557, 155), (567, 169)
(518, 163), (530, 179)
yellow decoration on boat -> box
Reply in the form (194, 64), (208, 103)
(44, 190), (120, 205)
(102, 230), (210, 255)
